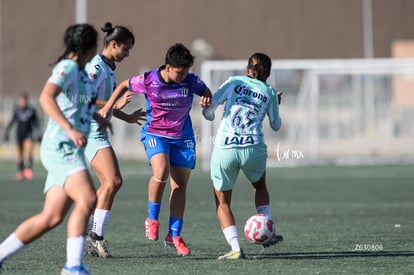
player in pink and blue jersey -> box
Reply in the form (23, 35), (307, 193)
(100, 43), (212, 256)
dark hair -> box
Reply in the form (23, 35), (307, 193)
(20, 92), (28, 100)
(54, 23), (98, 64)
(247, 53), (272, 81)
(165, 43), (194, 68)
(101, 22), (135, 47)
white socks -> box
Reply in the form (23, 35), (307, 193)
(222, 225), (241, 252)
(66, 236), (85, 268)
(91, 209), (111, 237)
(0, 233), (25, 263)
(0, 233), (85, 268)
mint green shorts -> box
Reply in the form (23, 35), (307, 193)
(40, 139), (88, 193)
(210, 143), (267, 191)
(84, 127), (111, 162)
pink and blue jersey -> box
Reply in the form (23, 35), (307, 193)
(129, 66), (207, 139)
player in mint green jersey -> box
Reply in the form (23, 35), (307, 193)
(84, 22), (145, 259)
(202, 53), (283, 260)
(0, 24), (109, 275)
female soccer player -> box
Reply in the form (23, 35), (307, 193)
(202, 53), (283, 260)
(84, 22), (145, 258)
(99, 43), (212, 256)
(0, 23), (109, 275)
(4, 92), (40, 180)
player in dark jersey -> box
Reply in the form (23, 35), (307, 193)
(4, 93), (40, 180)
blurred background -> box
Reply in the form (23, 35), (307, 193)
(1, 0), (414, 168)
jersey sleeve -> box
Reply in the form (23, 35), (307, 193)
(188, 73), (207, 96)
(87, 62), (107, 100)
(47, 61), (76, 90)
(129, 74), (146, 94)
(213, 77), (234, 104)
(202, 77), (233, 121)
(267, 87), (281, 130)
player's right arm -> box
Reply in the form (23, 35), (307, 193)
(3, 110), (17, 141)
(39, 82), (86, 148)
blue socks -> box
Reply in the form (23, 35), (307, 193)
(148, 201), (184, 238)
(169, 216), (183, 237)
(148, 201), (161, 220)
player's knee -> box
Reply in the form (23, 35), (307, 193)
(42, 213), (65, 229)
(77, 194), (97, 213)
(109, 175), (123, 191)
(100, 175), (123, 193)
(152, 176), (168, 183)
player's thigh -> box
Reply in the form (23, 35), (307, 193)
(240, 144), (267, 183)
(40, 140), (88, 193)
(150, 153), (170, 180)
(210, 147), (239, 192)
(170, 166), (191, 188)
(42, 185), (73, 221)
(64, 169), (96, 204)
(90, 146), (122, 183)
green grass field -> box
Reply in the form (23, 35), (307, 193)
(0, 160), (413, 274)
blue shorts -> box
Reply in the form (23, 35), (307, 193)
(210, 144), (267, 191)
(141, 132), (196, 169)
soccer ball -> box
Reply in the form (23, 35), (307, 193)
(244, 214), (275, 245)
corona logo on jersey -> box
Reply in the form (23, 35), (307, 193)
(234, 84), (268, 103)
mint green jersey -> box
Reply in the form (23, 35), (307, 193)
(85, 54), (116, 142)
(86, 54), (115, 111)
(42, 59), (97, 143)
(211, 75), (279, 148)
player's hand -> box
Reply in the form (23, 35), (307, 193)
(114, 91), (134, 110)
(94, 112), (113, 135)
(97, 107), (110, 120)
(129, 108), (147, 125)
(200, 95), (212, 109)
(277, 91), (283, 105)
(67, 128), (87, 148)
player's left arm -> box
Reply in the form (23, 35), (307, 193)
(113, 107), (146, 125)
(269, 89), (282, 131)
